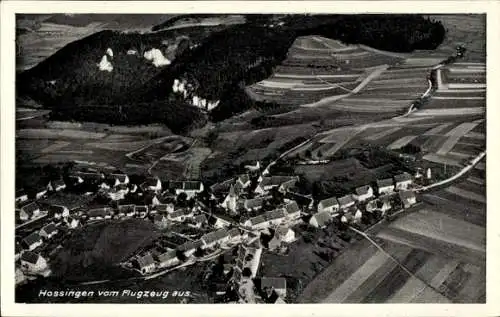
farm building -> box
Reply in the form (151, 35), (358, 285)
(265, 209), (287, 227)
(20, 251), (49, 275)
(47, 179), (66, 192)
(399, 190), (417, 208)
(22, 232), (43, 251)
(16, 189), (28, 204)
(39, 223), (58, 239)
(135, 254), (156, 275)
(177, 240), (204, 257)
(378, 196), (392, 213)
(394, 172), (413, 190)
(35, 187), (48, 199)
(338, 195), (355, 210)
(284, 201), (301, 220)
(19, 202), (41, 221)
(243, 197), (266, 212)
(107, 189), (126, 201)
(209, 214), (233, 229)
(317, 197), (339, 214)
(309, 211), (332, 228)
(175, 181), (204, 199)
(365, 199), (378, 213)
(73, 171), (105, 183)
(48, 205), (69, 219)
(260, 277), (287, 298)
(156, 251), (180, 268)
(201, 229), (230, 249)
(243, 215), (268, 231)
(228, 228), (243, 244)
(376, 178), (395, 195)
(353, 185), (374, 202)
(141, 177), (162, 192)
(255, 176), (299, 195)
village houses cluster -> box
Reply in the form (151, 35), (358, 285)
(15, 160), (423, 303)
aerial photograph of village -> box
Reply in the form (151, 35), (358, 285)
(14, 13), (486, 304)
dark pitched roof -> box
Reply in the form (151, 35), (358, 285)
(260, 176), (298, 188)
(41, 223), (58, 235)
(228, 228), (241, 237)
(265, 209), (286, 221)
(156, 203), (174, 213)
(183, 181), (203, 191)
(118, 204), (136, 213)
(134, 205), (148, 213)
(311, 211), (331, 227)
(238, 174), (250, 184)
(394, 172), (412, 183)
(20, 251), (40, 264)
(284, 201), (300, 214)
(136, 254), (155, 268)
(22, 232), (42, 246)
(154, 214), (167, 222)
(157, 251), (177, 263)
(244, 197), (265, 209)
(21, 202), (39, 214)
(399, 190), (416, 200)
(261, 277), (286, 290)
(111, 174), (128, 182)
(338, 195), (354, 206)
(248, 215), (266, 226)
(319, 197), (339, 208)
(377, 178), (394, 188)
(87, 207), (111, 217)
(202, 229), (229, 244)
(355, 185), (372, 196)
(142, 178), (160, 188)
(194, 214), (207, 224)
(177, 240), (203, 252)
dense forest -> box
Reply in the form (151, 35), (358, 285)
(17, 14), (446, 131)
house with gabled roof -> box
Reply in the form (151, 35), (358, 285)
(87, 207), (113, 220)
(338, 194), (355, 210)
(228, 228), (243, 244)
(47, 179), (66, 193)
(156, 250), (180, 268)
(275, 226), (295, 243)
(22, 232), (43, 251)
(399, 190), (417, 208)
(65, 217), (80, 229)
(135, 253), (156, 274)
(110, 173), (129, 186)
(243, 215), (267, 231)
(175, 181), (204, 199)
(237, 174), (251, 189)
(177, 240), (203, 257)
(141, 177), (162, 192)
(353, 185), (373, 202)
(243, 197), (265, 212)
(48, 205), (69, 219)
(35, 186), (48, 199)
(40, 223), (58, 239)
(19, 202), (41, 221)
(309, 211), (331, 228)
(201, 229), (230, 249)
(376, 178), (394, 195)
(283, 200), (301, 220)
(20, 251), (48, 274)
(341, 207), (363, 224)
(168, 208), (193, 222)
(255, 176), (299, 195)
(394, 172), (413, 190)
(264, 209), (287, 227)
(317, 197), (339, 214)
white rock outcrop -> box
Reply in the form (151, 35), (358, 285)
(98, 55), (113, 72)
(144, 48), (171, 67)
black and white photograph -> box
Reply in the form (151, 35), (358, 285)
(1, 1), (498, 314)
